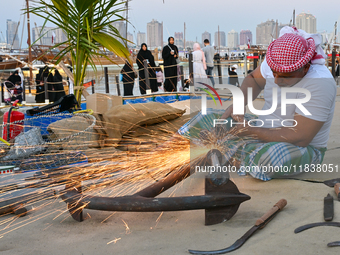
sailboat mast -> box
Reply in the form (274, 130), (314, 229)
(184, 22), (186, 53)
(26, 0), (33, 85)
(218, 25), (220, 54)
(125, 0), (128, 48)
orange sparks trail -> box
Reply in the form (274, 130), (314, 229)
(107, 237), (121, 245)
(121, 219), (131, 235)
(0, 111), (252, 238)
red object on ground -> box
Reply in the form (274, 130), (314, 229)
(3, 110), (25, 140)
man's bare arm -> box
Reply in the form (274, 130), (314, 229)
(235, 114), (324, 147)
(221, 65), (266, 119)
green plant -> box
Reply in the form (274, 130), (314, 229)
(29, 0), (130, 103)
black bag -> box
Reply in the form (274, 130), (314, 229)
(26, 94), (79, 116)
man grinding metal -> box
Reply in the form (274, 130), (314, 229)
(178, 26), (336, 181)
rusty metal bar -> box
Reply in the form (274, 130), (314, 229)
(59, 149), (251, 224)
(61, 189), (250, 212)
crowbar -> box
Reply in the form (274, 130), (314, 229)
(188, 199), (287, 254)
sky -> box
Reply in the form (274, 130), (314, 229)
(1, 0), (340, 47)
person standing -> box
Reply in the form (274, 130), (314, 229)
(136, 43), (157, 94)
(228, 64), (239, 86)
(192, 43), (207, 80)
(202, 39), (215, 86)
(35, 66), (53, 103)
(5, 70), (21, 104)
(121, 60), (137, 96)
(162, 37), (179, 92)
(53, 69), (66, 102)
(7, 70), (21, 86)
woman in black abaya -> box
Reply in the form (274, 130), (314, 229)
(162, 37), (179, 92)
(53, 69), (66, 102)
(121, 60), (136, 96)
(136, 43), (157, 94)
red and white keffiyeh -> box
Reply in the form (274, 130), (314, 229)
(266, 26), (327, 73)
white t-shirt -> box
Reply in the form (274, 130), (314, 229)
(259, 58), (336, 148)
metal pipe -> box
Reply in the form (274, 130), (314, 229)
(61, 190), (250, 212)
(134, 164), (191, 198)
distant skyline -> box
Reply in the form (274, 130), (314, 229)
(0, 0), (339, 48)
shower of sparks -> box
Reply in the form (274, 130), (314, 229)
(0, 105), (293, 238)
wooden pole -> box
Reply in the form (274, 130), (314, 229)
(26, 0), (34, 96)
(104, 67), (109, 94)
(184, 22), (186, 52)
(115, 75), (121, 96)
(218, 25), (220, 55)
(143, 59), (151, 94)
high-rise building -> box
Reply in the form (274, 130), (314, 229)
(174, 32), (183, 49)
(256, 20), (289, 45)
(227, 29), (239, 49)
(147, 19), (163, 49)
(202, 31), (211, 44)
(111, 21), (127, 45)
(240, 30), (252, 46)
(256, 20), (275, 45)
(214, 31), (226, 47)
(54, 28), (67, 44)
(137, 31), (146, 46)
(296, 12), (316, 33)
(6, 19), (20, 49)
(127, 32), (134, 47)
(32, 26), (55, 45)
